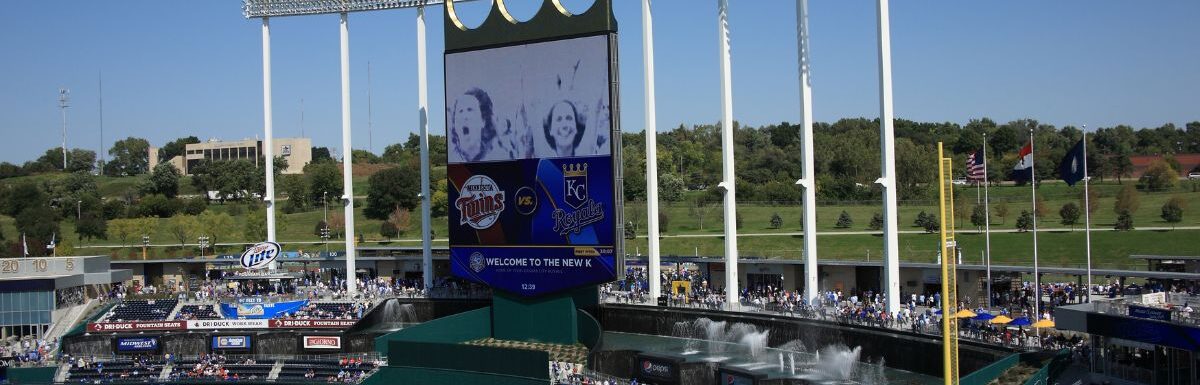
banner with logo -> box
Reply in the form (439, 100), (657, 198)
(219, 299), (308, 320)
(446, 33), (619, 297)
(635, 354), (680, 384)
(212, 336), (251, 350)
(187, 319), (270, 330)
(270, 319), (357, 328)
(116, 337), (159, 352)
(302, 336), (341, 350)
(87, 321), (185, 332)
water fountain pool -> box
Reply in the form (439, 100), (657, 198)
(599, 317), (938, 385)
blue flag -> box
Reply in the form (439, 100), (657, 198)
(1059, 139), (1086, 186)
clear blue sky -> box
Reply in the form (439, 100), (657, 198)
(1, 0), (1197, 164)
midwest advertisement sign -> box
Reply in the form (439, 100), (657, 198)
(116, 338), (158, 352)
(446, 34), (619, 297)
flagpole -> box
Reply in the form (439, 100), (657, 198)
(1030, 128), (1040, 319)
(983, 134), (992, 307)
(1082, 126), (1093, 303)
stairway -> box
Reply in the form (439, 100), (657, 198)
(268, 360), (284, 380)
(159, 363), (175, 381)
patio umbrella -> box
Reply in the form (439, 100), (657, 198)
(1008, 317), (1032, 326)
(989, 315), (1013, 324)
(973, 313), (997, 321)
(954, 309), (977, 319)
(1032, 319), (1055, 328)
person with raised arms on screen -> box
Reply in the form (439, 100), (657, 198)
(450, 88), (501, 162)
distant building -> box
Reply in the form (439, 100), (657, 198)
(1129, 153), (1200, 178)
(154, 137), (312, 175)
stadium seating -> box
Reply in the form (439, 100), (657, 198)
(175, 305), (222, 320)
(274, 358), (378, 383)
(103, 300), (179, 322)
(65, 357), (166, 383)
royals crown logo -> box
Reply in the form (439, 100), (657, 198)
(563, 163), (588, 209)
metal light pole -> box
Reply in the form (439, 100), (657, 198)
(417, 5), (434, 292)
(875, 0), (901, 314)
(77, 200), (82, 221)
(261, 17), (279, 271)
(142, 235), (150, 260)
(642, 0), (663, 301)
(717, 0), (739, 309)
(339, 12), (358, 297)
(795, 0), (819, 305)
(59, 89), (70, 170)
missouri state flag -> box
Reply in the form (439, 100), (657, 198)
(1010, 141), (1034, 182)
(1058, 139), (1086, 186)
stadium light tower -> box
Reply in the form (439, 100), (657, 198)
(59, 88), (70, 170)
(241, 0), (463, 294)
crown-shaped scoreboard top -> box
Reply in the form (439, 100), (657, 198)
(562, 163), (588, 177)
(445, 0), (617, 52)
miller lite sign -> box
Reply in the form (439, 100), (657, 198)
(240, 242), (280, 269)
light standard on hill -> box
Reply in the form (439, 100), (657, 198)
(141, 235), (150, 260)
(198, 236), (210, 258)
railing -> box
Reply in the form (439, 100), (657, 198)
(1093, 300), (1200, 326)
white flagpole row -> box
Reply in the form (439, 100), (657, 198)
(796, 0), (819, 307)
(983, 134), (992, 307)
(1082, 126), (1093, 302)
(1030, 128), (1039, 318)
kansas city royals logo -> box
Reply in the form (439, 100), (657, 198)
(563, 163), (588, 209)
(469, 252), (486, 273)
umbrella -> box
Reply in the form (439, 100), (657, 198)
(989, 315), (1013, 324)
(973, 313), (997, 321)
(1032, 319), (1055, 328)
(1008, 317), (1032, 326)
(954, 309), (977, 319)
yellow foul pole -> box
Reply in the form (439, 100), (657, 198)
(937, 142), (960, 385)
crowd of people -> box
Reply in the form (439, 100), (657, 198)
(0, 337), (58, 367)
(550, 361), (641, 385)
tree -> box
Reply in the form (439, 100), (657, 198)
(243, 207), (287, 241)
(431, 189), (449, 217)
(659, 173), (686, 202)
(180, 197), (208, 216)
(658, 211), (669, 234)
(364, 166), (420, 220)
(970, 204), (987, 230)
(351, 149), (380, 164)
(1161, 196), (1185, 230)
(1114, 184), (1140, 215)
(379, 221), (399, 239)
(1114, 210), (1134, 231)
(311, 147), (333, 163)
(105, 137), (151, 176)
(159, 136), (200, 161)
(913, 211), (939, 233)
(142, 163), (182, 198)
(689, 195), (717, 230)
(304, 161), (343, 207)
(2, 182), (47, 217)
(869, 212), (883, 231)
(15, 205), (61, 247)
(280, 174), (310, 213)
(75, 211), (108, 242)
(769, 213), (783, 229)
(1082, 188), (1100, 216)
(993, 201), (1010, 224)
(166, 215), (200, 246)
(197, 211), (235, 246)
(327, 211), (346, 239)
(388, 208), (412, 236)
(836, 210), (853, 229)
(1015, 210), (1033, 232)
(1059, 202), (1081, 229)
(108, 218), (139, 246)
(66, 148), (97, 173)
(1142, 160), (1178, 191)
(1034, 196), (1050, 222)
(134, 194), (180, 218)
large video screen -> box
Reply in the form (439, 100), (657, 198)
(446, 33), (617, 297)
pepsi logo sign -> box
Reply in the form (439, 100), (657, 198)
(240, 242), (281, 269)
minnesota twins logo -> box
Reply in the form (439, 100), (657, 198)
(563, 163), (588, 209)
(469, 252), (486, 273)
(456, 175), (505, 230)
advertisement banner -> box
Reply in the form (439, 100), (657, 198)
(116, 337), (158, 352)
(302, 336), (341, 350)
(220, 299), (308, 320)
(446, 33), (618, 297)
(87, 321), (185, 332)
(1128, 305), (1173, 322)
(187, 319), (270, 330)
(270, 319), (358, 329)
(635, 354), (679, 384)
(212, 336), (251, 350)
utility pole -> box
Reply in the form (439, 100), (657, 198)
(59, 88), (70, 170)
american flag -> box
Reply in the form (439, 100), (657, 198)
(966, 148), (986, 181)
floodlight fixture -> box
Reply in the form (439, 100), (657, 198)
(243, 0), (459, 18)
